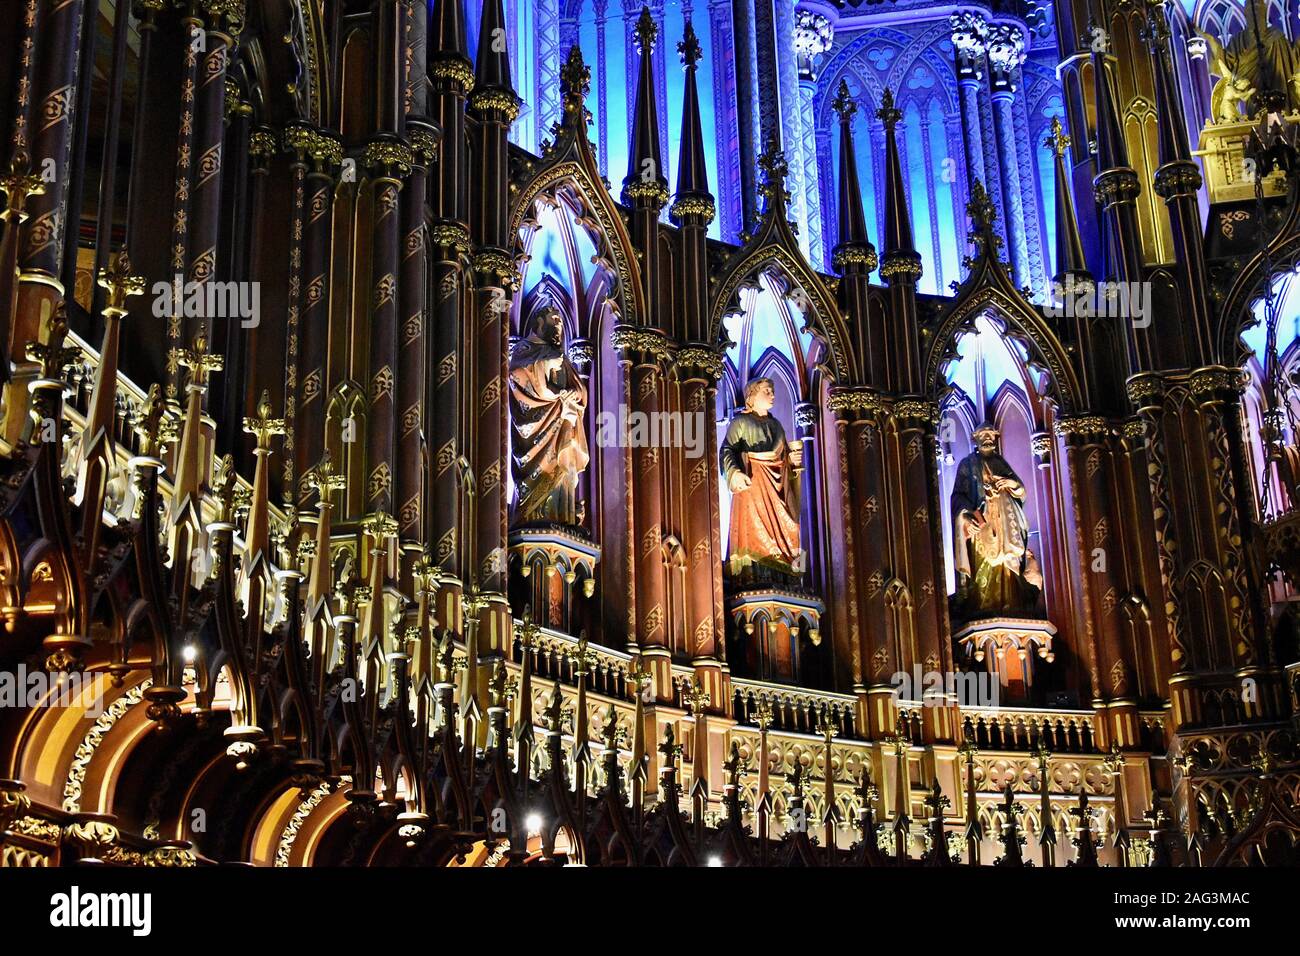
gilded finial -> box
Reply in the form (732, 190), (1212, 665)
(634, 5), (657, 55)
(308, 451), (346, 499)
(243, 389), (285, 449)
(560, 46), (591, 103)
(757, 140), (790, 206)
(831, 79), (857, 122)
(97, 251), (145, 317)
(171, 323), (224, 390)
(363, 510), (398, 544)
(1045, 115), (1071, 159)
(877, 87), (902, 129)
(966, 178), (1001, 250)
(818, 711), (839, 742)
(685, 678), (710, 717)
(678, 21), (701, 67)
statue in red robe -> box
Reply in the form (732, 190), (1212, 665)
(720, 378), (804, 577)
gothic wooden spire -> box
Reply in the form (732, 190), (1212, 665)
(474, 0), (514, 94)
(1147, 3), (1212, 365)
(1088, 28), (1129, 175)
(430, 0), (470, 64)
(622, 6), (668, 208)
(1045, 117), (1089, 283)
(671, 21), (713, 223)
(831, 80), (876, 275)
(877, 88), (922, 284)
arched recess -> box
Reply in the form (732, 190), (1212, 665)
(926, 286), (1082, 416)
(509, 161), (645, 329)
(508, 163), (639, 644)
(929, 258), (1085, 699)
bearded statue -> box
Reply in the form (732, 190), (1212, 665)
(509, 306), (589, 525)
(951, 424), (1043, 618)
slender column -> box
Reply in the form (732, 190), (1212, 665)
(426, 10), (471, 591)
(988, 24), (1030, 289)
(595, 0), (609, 180)
(707, 0), (739, 239)
(185, 3), (240, 356)
(951, 12), (989, 207)
(793, 10), (830, 265)
(280, 129), (309, 503)
(14, 0), (87, 358)
(394, 123), (436, 544)
(615, 332), (672, 695)
(535, 0), (561, 148)
(730, 0), (760, 231)
(919, 118), (943, 292)
(1056, 417), (1135, 749)
(295, 129), (343, 502)
(362, 138), (410, 514)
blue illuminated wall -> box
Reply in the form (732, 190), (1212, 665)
(471, 0), (1283, 295)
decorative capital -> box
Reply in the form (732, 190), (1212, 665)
(428, 53), (475, 93)
(793, 10), (833, 79)
(833, 241), (878, 274)
(248, 128), (278, 160)
(950, 12), (988, 77)
(987, 23), (1026, 88)
(669, 193), (716, 225)
(362, 135), (413, 178)
(468, 87), (522, 122)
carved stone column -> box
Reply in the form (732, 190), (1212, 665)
(987, 24), (1031, 289)
(614, 328), (672, 696)
(294, 128), (343, 503)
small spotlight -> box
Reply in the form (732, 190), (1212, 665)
(525, 812), (543, 834)
(707, 855), (723, 867)
(182, 645), (197, 663)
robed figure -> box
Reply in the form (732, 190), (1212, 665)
(720, 378), (804, 577)
(951, 424), (1042, 617)
(509, 306), (588, 525)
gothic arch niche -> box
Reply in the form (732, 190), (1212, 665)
(509, 181), (628, 641)
(716, 267), (834, 688)
(933, 305), (1077, 704)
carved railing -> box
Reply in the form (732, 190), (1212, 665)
(958, 706), (1096, 753)
(731, 678), (858, 738)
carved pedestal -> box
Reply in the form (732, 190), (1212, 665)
(1194, 114), (1295, 203)
(728, 587), (824, 684)
(508, 526), (599, 634)
(955, 617), (1056, 702)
